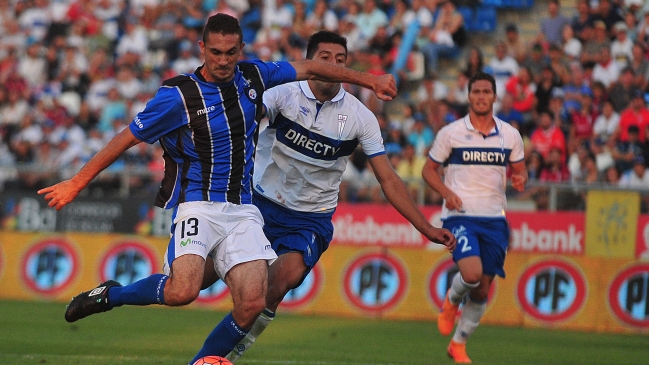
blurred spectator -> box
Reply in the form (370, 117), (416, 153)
(488, 41), (519, 101)
(406, 118), (434, 157)
(571, 148), (599, 184)
(520, 42), (547, 82)
(596, 0), (624, 35)
(591, 80), (609, 114)
(306, 0), (338, 33)
(567, 90), (597, 154)
(534, 66), (561, 116)
(530, 110), (567, 162)
(0, 90), (29, 135)
(593, 100), (620, 142)
(445, 71), (469, 116)
(18, 39), (47, 89)
(19, 0), (52, 42)
(419, 0), (465, 77)
(504, 23), (526, 63)
(415, 75), (449, 111)
(505, 67), (536, 117)
(384, 121), (407, 156)
(630, 43), (648, 88)
(540, 146), (571, 183)
(572, 0), (595, 43)
(171, 40), (202, 75)
(97, 87), (127, 134)
(115, 16), (150, 65)
(497, 93), (525, 129)
(388, 0), (415, 34)
(609, 67), (640, 112)
(581, 20), (611, 64)
(618, 155), (649, 188)
(616, 90), (649, 142)
(590, 136), (615, 173)
(395, 143), (426, 201)
(355, 0), (389, 41)
(526, 150), (544, 181)
(561, 24), (582, 62)
(612, 124), (644, 172)
(603, 165), (621, 185)
(592, 47), (621, 88)
(461, 46), (484, 78)
(540, 0), (571, 46)
(548, 44), (570, 85)
(611, 22), (633, 69)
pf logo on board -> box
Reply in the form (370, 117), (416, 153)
(342, 252), (408, 313)
(21, 238), (79, 295)
(608, 263), (649, 328)
(517, 259), (587, 322)
(99, 241), (158, 284)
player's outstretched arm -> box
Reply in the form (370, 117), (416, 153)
(369, 154), (456, 251)
(510, 160), (528, 192)
(422, 159), (463, 212)
(290, 59), (397, 101)
(38, 128), (142, 210)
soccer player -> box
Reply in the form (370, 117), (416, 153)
(422, 72), (527, 363)
(37, 14), (397, 364)
(223, 31), (457, 363)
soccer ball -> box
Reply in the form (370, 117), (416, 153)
(192, 356), (233, 365)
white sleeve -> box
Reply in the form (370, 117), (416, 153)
(428, 124), (452, 163)
(262, 85), (283, 126)
(357, 107), (385, 157)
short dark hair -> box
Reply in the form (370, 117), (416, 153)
(468, 72), (497, 94)
(202, 13), (242, 43)
(305, 31), (348, 60)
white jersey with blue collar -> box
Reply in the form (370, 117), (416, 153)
(254, 80), (385, 212)
(428, 115), (525, 219)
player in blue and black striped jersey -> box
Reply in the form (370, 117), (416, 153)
(38, 13), (397, 364)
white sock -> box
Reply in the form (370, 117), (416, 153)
(449, 273), (479, 305)
(226, 308), (275, 363)
(452, 298), (487, 344)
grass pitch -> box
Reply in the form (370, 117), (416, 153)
(1, 300), (647, 365)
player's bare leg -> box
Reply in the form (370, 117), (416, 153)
(164, 254), (205, 305)
(227, 252), (307, 362)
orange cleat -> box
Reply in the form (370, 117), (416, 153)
(437, 290), (459, 336)
(447, 340), (472, 364)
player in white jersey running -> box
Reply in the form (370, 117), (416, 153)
(423, 72), (528, 363)
(223, 31), (457, 362)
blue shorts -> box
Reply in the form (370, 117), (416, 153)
(442, 216), (510, 278)
(253, 192), (334, 284)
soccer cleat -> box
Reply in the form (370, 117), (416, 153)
(437, 290), (459, 336)
(64, 280), (121, 322)
(447, 340), (472, 364)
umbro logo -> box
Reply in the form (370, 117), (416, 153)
(89, 287), (107, 296)
(299, 106), (309, 116)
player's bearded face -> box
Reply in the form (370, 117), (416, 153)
(200, 32), (243, 83)
(468, 80), (496, 116)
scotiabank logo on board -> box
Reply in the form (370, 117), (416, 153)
(509, 213), (584, 255)
(608, 263), (649, 328)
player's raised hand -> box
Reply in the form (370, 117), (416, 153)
(38, 180), (84, 210)
(372, 73), (397, 101)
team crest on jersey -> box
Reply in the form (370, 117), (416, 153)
(338, 114), (348, 139)
(246, 87), (257, 101)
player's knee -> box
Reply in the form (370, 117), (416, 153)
(461, 272), (482, 285)
(235, 296), (266, 327)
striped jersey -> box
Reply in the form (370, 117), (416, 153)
(254, 81), (385, 212)
(129, 61), (296, 208)
(428, 115), (524, 219)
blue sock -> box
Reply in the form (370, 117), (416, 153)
(107, 274), (168, 307)
(190, 312), (248, 363)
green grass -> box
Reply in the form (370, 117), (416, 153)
(1, 300), (647, 365)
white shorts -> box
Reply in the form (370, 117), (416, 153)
(162, 201), (277, 280)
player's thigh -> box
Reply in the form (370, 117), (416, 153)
(166, 253), (205, 302)
(268, 251), (308, 290)
(224, 259), (268, 306)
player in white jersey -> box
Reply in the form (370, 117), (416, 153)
(423, 72), (528, 363)
(224, 31), (457, 362)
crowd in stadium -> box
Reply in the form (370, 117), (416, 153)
(1, 0), (649, 209)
